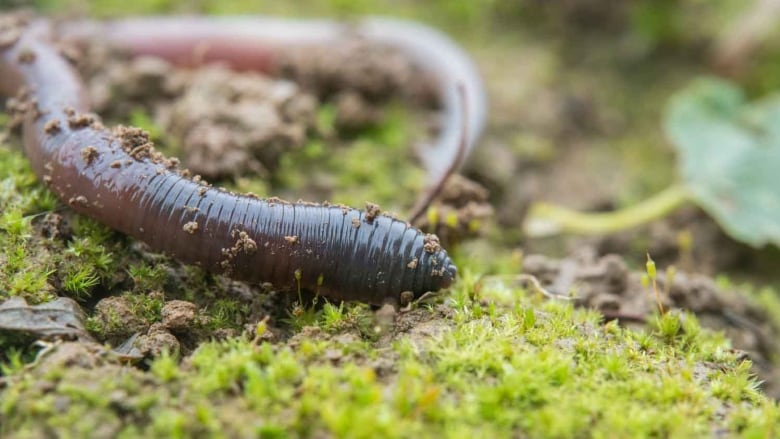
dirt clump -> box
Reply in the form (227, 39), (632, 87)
(75, 44), (318, 180)
(38, 212), (70, 240)
(32, 341), (108, 375)
(161, 300), (198, 332)
(276, 40), (435, 105)
(81, 52), (185, 115)
(75, 35), (445, 188)
(92, 296), (149, 345)
(134, 322), (180, 357)
(415, 174), (494, 245)
(164, 66), (317, 179)
(391, 303), (455, 342)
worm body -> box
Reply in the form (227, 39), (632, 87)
(1, 16), (485, 306)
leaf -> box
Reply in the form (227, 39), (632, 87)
(665, 77), (780, 247)
(0, 297), (93, 341)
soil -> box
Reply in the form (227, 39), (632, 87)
(413, 174), (494, 245)
(73, 38), (436, 182)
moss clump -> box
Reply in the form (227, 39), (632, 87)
(270, 103), (425, 212)
(0, 147), (124, 305)
(2, 280), (778, 438)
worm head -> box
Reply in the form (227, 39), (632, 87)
(413, 246), (457, 301)
(440, 251), (458, 289)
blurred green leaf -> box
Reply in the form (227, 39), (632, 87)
(665, 77), (780, 247)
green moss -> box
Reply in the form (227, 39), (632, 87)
(0, 143), (126, 303)
(127, 261), (169, 293)
(3, 282), (778, 437)
(203, 298), (250, 332)
(85, 290), (165, 339)
(273, 103), (425, 212)
(320, 302), (374, 336)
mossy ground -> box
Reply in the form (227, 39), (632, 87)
(3, 0), (780, 437)
(2, 282), (779, 438)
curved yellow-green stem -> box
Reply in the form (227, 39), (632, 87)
(524, 184), (691, 237)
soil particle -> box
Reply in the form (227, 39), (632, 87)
(407, 258), (418, 269)
(68, 195), (88, 207)
(115, 125), (153, 158)
(399, 291), (415, 307)
(390, 304), (455, 344)
(422, 234), (441, 253)
(286, 325), (325, 349)
(80, 145), (98, 164)
(39, 212), (70, 240)
(212, 327), (239, 341)
(351, 217), (361, 228)
(232, 231), (258, 254)
(43, 119), (61, 135)
(281, 92), (318, 124)
(5, 88), (32, 129)
(276, 40), (432, 105)
(364, 202), (380, 223)
(112, 125), (181, 170)
(67, 112), (96, 129)
(134, 323), (180, 357)
(34, 341), (107, 374)
(82, 52), (183, 113)
(220, 231), (258, 272)
(92, 296), (149, 344)
(439, 174), (491, 204)
(182, 221), (198, 234)
(284, 235), (299, 244)
(161, 300), (198, 332)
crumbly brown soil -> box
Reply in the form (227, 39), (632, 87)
(77, 50), (317, 180)
(72, 38), (435, 182)
(413, 174), (494, 246)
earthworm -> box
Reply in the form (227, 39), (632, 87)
(0, 15), (485, 307)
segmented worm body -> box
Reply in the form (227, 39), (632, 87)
(0, 16), (486, 306)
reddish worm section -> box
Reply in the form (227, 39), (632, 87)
(1, 16), (486, 306)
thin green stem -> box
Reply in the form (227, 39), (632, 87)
(524, 184), (691, 237)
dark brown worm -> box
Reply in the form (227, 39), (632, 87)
(1, 16), (485, 307)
